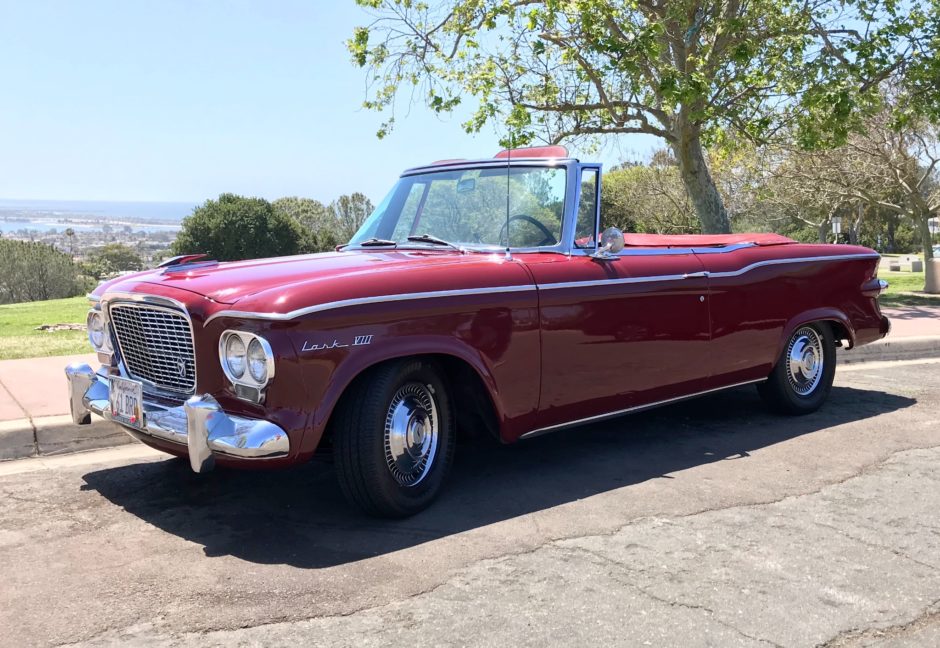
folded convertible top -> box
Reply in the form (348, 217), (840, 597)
(622, 233), (796, 248)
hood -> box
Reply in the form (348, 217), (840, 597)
(131, 250), (492, 304)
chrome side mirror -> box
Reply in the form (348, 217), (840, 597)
(590, 227), (624, 261)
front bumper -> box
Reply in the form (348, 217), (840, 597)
(65, 363), (289, 472)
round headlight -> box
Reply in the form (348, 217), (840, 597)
(224, 334), (246, 378)
(87, 310), (105, 349)
(247, 338), (268, 383)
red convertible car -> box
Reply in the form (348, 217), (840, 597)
(66, 147), (890, 516)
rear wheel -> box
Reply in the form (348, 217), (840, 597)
(758, 322), (836, 415)
(333, 359), (455, 517)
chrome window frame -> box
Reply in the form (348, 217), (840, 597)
(360, 158), (579, 256)
(571, 164), (602, 251)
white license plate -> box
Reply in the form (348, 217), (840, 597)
(110, 376), (144, 429)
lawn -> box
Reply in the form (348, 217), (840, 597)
(878, 269), (940, 307)
(0, 296), (92, 360)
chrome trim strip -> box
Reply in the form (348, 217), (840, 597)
(706, 253), (880, 279)
(402, 158), (577, 175)
(539, 253), (880, 292)
(570, 243), (757, 257)
(204, 253), (879, 323)
(204, 284), (538, 323)
(520, 378), (766, 440)
(540, 273), (689, 291)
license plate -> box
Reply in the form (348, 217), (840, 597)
(110, 376), (144, 429)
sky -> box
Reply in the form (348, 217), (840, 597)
(0, 1), (658, 204)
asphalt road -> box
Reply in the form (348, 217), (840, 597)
(1, 359), (938, 647)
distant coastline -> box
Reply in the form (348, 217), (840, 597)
(0, 199), (196, 235)
(0, 198), (197, 224)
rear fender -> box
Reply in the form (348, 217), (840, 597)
(777, 308), (855, 360)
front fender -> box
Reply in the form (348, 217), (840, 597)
(294, 335), (508, 457)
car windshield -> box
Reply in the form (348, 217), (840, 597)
(348, 165), (567, 250)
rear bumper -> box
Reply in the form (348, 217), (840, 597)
(65, 363), (289, 472)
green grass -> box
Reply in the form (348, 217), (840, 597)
(0, 296), (92, 360)
(878, 270), (940, 308)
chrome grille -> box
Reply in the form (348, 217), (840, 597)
(109, 303), (196, 394)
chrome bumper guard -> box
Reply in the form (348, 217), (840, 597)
(65, 363), (289, 473)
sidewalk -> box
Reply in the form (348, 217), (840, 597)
(1, 306), (938, 461)
(0, 354), (131, 460)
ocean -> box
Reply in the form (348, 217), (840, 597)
(0, 199), (195, 234)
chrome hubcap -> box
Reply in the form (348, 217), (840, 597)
(384, 382), (439, 487)
(787, 327), (824, 396)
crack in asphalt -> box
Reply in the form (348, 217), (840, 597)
(811, 518), (940, 573)
(816, 600), (940, 647)
(0, 378), (38, 456)
(57, 443), (940, 647)
(557, 543), (787, 648)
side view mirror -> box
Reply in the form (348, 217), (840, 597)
(590, 227), (624, 261)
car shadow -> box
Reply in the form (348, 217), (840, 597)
(81, 385), (914, 569)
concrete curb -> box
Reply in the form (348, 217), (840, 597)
(0, 416), (132, 462)
(2, 335), (938, 462)
(838, 335), (940, 365)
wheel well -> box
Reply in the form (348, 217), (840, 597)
(323, 354), (501, 447)
(823, 319), (852, 348)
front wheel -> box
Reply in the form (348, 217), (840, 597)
(333, 359), (455, 517)
(758, 322), (836, 415)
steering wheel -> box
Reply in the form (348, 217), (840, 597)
(498, 214), (557, 247)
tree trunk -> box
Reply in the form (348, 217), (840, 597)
(918, 211), (934, 261)
(672, 126), (731, 234)
(817, 220), (829, 244)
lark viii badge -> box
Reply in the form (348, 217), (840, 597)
(302, 335), (373, 352)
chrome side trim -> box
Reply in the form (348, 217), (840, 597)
(706, 253), (880, 279)
(204, 284), (538, 323)
(540, 273), (689, 291)
(519, 378), (766, 440)
(538, 253), (880, 292)
(204, 253), (880, 323)
(570, 242), (757, 257)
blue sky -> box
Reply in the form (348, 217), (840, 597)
(0, 1), (657, 204)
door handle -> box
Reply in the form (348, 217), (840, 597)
(683, 271), (709, 279)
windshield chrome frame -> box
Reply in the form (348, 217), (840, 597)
(345, 159), (582, 255)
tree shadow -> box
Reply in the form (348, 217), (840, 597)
(81, 385), (914, 568)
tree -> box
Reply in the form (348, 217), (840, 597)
(63, 228), (76, 256)
(272, 197), (340, 252)
(602, 157), (699, 234)
(331, 192), (375, 242)
(775, 104), (940, 261)
(349, 0), (933, 233)
(0, 239), (83, 304)
(82, 243), (144, 280)
(172, 194), (311, 262)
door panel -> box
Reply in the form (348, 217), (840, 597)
(522, 252), (711, 431)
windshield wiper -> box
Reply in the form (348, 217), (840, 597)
(406, 234), (461, 250)
(357, 238), (398, 247)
